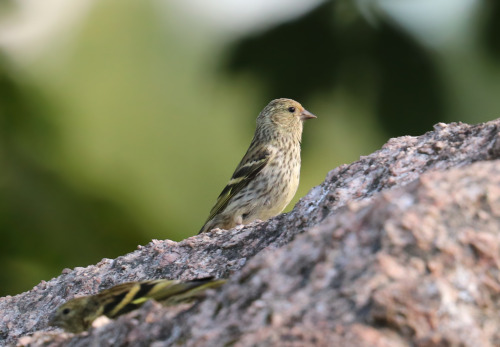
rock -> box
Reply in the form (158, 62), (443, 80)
(2, 119), (500, 346)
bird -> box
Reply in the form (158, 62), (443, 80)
(49, 277), (226, 333)
(199, 98), (316, 234)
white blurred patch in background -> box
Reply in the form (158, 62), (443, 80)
(0, 0), (93, 63)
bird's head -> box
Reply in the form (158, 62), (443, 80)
(49, 296), (93, 333)
(257, 98), (316, 138)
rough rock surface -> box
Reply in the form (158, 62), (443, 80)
(2, 119), (500, 346)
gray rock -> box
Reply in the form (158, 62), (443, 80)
(3, 119), (500, 346)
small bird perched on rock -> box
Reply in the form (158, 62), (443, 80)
(49, 277), (226, 333)
(199, 98), (316, 234)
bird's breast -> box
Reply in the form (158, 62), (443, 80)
(259, 143), (301, 216)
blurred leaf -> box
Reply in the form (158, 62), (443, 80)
(373, 21), (445, 136)
(480, 0), (500, 60)
(224, 1), (339, 104)
(0, 56), (148, 296)
(224, 0), (445, 136)
(0, 0), (15, 18)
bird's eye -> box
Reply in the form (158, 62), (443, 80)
(62, 308), (71, 315)
(288, 107), (295, 113)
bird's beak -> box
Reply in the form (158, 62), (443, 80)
(300, 109), (316, 121)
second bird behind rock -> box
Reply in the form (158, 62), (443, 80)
(49, 277), (226, 333)
(199, 98), (316, 234)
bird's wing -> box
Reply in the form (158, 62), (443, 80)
(204, 144), (271, 224)
(100, 280), (178, 317)
(148, 277), (226, 304)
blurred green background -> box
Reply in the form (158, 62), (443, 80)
(1, 0), (499, 296)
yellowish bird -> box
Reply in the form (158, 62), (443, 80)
(49, 277), (226, 333)
(199, 98), (316, 234)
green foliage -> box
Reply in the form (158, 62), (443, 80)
(1, 0), (499, 296)
(0, 59), (149, 295)
(224, 1), (444, 136)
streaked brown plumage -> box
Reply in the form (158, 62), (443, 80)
(49, 277), (226, 333)
(199, 98), (316, 234)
